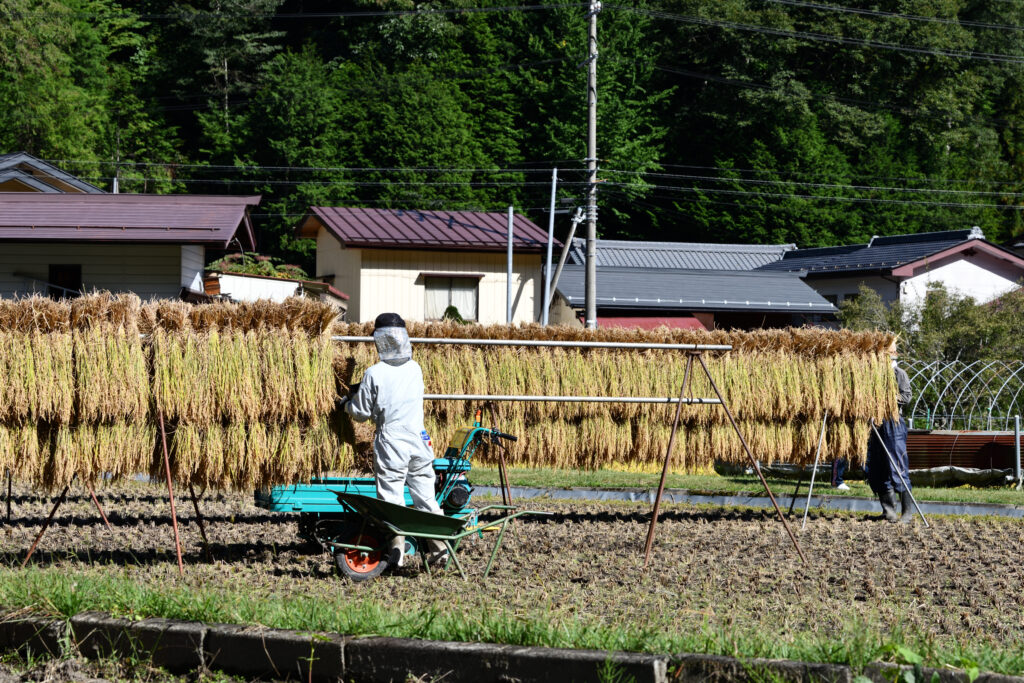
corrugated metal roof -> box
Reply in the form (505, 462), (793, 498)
(566, 238), (794, 270)
(758, 229), (985, 274)
(0, 193), (260, 248)
(554, 266), (836, 313)
(0, 152), (105, 194)
(306, 207), (553, 252)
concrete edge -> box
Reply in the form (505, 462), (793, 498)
(2, 607), (1021, 682)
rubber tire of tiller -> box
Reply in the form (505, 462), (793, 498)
(334, 530), (390, 582)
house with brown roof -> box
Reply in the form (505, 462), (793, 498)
(0, 193), (258, 299)
(296, 208), (554, 324)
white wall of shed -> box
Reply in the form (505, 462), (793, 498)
(180, 244), (205, 292)
(901, 257), (1020, 306)
(216, 273), (300, 302)
(315, 240), (542, 323)
(316, 228), (361, 320)
(0, 243), (184, 299)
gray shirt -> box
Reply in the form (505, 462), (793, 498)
(895, 364), (911, 406)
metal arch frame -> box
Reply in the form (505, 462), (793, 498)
(904, 359), (1024, 430)
(930, 360), (985, 428)
(907, 360), (951, 426)
(992, 365), (1024, 429)
(1004, 380), (1024, 430)
(959, 361), (1005, 430)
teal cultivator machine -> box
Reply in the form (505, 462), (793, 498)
(255, 418), (544, 581)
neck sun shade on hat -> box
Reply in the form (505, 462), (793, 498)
(373, 313), (411, 366)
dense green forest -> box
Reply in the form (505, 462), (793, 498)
(3, 0), (1024, 268)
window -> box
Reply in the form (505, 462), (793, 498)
(824, 294), (838, 306)
(844, 293), (860, 303)
(425, 277), (478, 321)
(48, 264), (82, 299)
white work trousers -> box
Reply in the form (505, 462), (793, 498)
(374, 431), (442, 514)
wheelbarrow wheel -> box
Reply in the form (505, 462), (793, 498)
(334, 531), (389, 582)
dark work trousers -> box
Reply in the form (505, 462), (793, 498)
(831, 458), (848, 487)
(866, 417), (910, 495)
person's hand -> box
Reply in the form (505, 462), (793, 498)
(337, 396), (350, 411)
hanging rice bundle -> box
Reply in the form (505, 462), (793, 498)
(208, 329), (262, 423)
(260, 328), (296, 423)
(151, 329), (214, 424)
(74, 326), (149, 422)
(0, 332), (75, 424)
(39, 425), (76, 490)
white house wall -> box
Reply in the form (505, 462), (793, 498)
(180, 245), (205, 292)
(216, 273), (299, 302)
(317, 230), (361, 320)
(901, 258), (1020, 306)
(0, 243), (186, 299)
(319, 248), (539, 324)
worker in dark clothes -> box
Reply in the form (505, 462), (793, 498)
(866, 343), (913, 523)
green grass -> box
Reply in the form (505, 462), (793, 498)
(470, 466), (1024, 505)
(0, 567), (1021, 677)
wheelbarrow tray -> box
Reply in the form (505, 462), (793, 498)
(329, 491), (547, 579)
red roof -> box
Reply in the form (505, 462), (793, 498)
(597, 316), (708, 331)
(298, 207), (554, 252)
(0, 193), (260, 249)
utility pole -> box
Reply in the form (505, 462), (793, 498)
(506, 206), (514, 324)
(584, 0), (600, 329)
(542, 168), (557, 325)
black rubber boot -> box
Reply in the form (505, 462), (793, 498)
(879, 490), (899, 522)
(899, 489), (915, 523)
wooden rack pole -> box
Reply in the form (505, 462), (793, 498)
(85, 482), (113, 532)
(21, 486), (70, 568)
(158, 411), (185, 577)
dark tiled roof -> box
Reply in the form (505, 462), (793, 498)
(554, 266), (835, 313)
(0, 193), (260, 248)
(306, 207), (553, 252)
(758, 229), (982, 274)
(567, 238), (793, 270)
(0, 151), (104, 193)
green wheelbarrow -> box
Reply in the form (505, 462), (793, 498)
(326, 491), (548, 581)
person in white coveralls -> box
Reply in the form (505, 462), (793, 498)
(341, 312), (447, 567)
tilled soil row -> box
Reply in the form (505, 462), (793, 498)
(2, 481), (1023, 667)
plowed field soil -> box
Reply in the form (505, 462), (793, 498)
(2, 481), (1023, 663)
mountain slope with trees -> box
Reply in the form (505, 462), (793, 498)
(2, 0), (1022, 268)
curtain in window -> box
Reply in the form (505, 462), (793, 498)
(450, 279), (478, 321)
(424, 278), (450, 320)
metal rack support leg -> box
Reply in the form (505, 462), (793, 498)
(697, 354), (807, 563)
(643, 353), (695, 568)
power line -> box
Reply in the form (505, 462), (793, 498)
(71, 175), (583, 188)
(761, 0), (1024, 33)
(601, 169), (1024, 199)
(2, 3), (585, 21)
(598, 180), (1021, 210)
(612, 5), (1024, 65)
(50, 160), (565, 174)
(624, 162), (1024, 188)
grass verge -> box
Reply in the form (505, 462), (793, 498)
(470, 466), (1024, 506)
(0, 567), (1020, 677)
